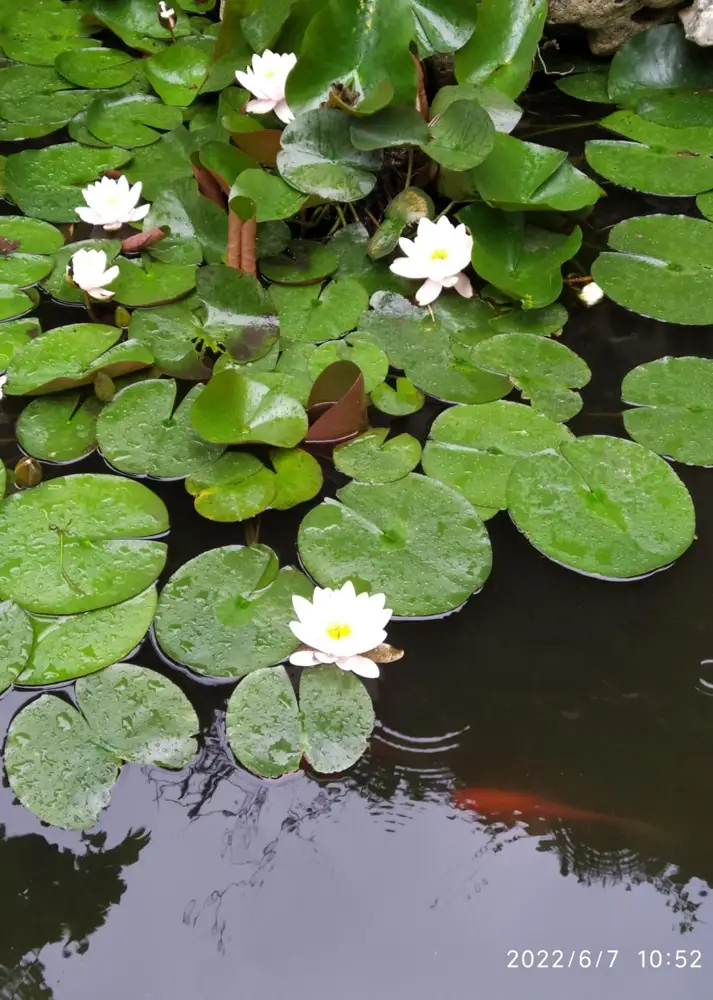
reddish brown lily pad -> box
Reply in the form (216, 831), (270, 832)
(305, 360), (368, 455)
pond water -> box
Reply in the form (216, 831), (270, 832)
(3, 97), (713, 1000)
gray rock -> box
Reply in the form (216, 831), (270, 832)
(548, 0), (683, 54)
(680, 0), (713, 45)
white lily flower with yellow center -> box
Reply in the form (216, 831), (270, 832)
(289, 581), (393, 679)
(236, 49), (297, 124)
(67, 248), (119, 301)
(75, 175), (150, 232)
(390, 215), (474, 306)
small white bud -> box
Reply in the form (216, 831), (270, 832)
(578, 281), (605, 307)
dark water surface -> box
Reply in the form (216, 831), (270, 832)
(3, 104), (713, 1000)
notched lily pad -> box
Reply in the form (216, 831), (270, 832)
(190, 369), (308, 447)
(261, 240), (338, 286)
(272, 279), (368, 343)
(334, 428), (422, 483)
(185, 452), (276, 522)
(16, 393), (102, 463)
(370, 377), (425, 416)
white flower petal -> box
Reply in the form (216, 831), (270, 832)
(273, 99), (294, 123)
(102, 265), (120, 285)
(343, 655), (380, 678)
(289, 649), (321, 667)
(129, 203), (151, 223)
(75, 205), (100, 224)
(102, 221), (123, 232)
(390, 256), (429, 280)
(415, 278), (443, 306)
(246, 97), (277, 115)
(291, 594), (314, 623)
(454, 272), (474, 298)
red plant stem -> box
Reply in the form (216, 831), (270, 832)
(240, 215), (257, 277)
(226, 210), (243, 270)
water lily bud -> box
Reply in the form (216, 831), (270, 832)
(578, 281), (605, 307)
(14, 457), (43, 490)
(157, 1), (177, 30)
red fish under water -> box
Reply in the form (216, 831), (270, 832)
(453, 788), (628, 826)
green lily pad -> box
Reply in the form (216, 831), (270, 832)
(230, 169), (307, 222)
(145, 37), (213, 106)
(592, 214), (713, 326)
(225, 666), (302, 778)
(556, 71), (613, 103)
(272, 279), (368, 343)
(88, 0), (192, 51)
(4, 143), (131, 222)
(607, 23), (713, 106)
(110, 257), (197, 307)
(277, 109), (383, 202)
(196, 265), (279, 360)
(256, 220), (292, 259)
(308, 337), (389, 394)
(76, 662), (198, 768)
(20, 586), (158, 685)
(0, 318), (41, 372)
(97, 379), (225, 478)
(185, 452), (276, 522)
(5, 695), (119, 830)
(430, 83), (523, 134)
(16, 393), (102, 463)
(422, 99), (495, 170)
(334, 428), (422, 483)
(423, 400), (574, 518)
(0, 285), (35, 322)
(1, 0), (99, 67)
(585, 140), (713, 197)
(43, 239), (121, 304)
(600, 108), (713, 158)
(0, 601), (33, 694)
(191, 369), (308, 447)
(55, 48), (137, 89)
(489, 302), (567, 337)
(270, 447), (323, 510)
(350, 106), (430, 151)
(261, 240), (338, 286)
(621, 356), (713, 466)
(144, 176), (228, 265)
(0, 473), (168, 615)
(0, 253), (52, 289)
(328, 222), (412, 297)
(0, 216), (64, 255)
(5, 323), (154, 396)
(507, 435), (696, 579)
(226, 664), (374, 778)
(154, 544), (313, 678)
(0, 119), (63, 142)
(460, 203), (582, 309)
(370, 377), (425, 416)
(298, 473), (492, 617)
(124, 124), (228, 201)
(129, 302), (212, 380)
(85, 93), (183, 148)
(454, 0), (547, 99)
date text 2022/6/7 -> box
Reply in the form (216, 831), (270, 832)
(507, 950), (703, 969)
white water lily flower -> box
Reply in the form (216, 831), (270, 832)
(390, 215), (474, 306)
(578, 281), (605, 307)
(75, 175), (150, 232)
(67, 248), (119, 301)
(236, 49), (297, 124)
(289, 581), (393, 679)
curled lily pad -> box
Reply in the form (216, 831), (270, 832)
(470, 333), (590, 422)
(110, 257), (197, 307)
(298, 473), (492, 617)
(422, 400), (573, 518)
(185, 452), (276, 522)
(507, 435), (695, 580)
(190, 369), (308, 447)
(55, 48), (137, 89)
(16, 393), (102, 463)
(97, 379), (225, 478)
(370, 377), (425, 416)
(305, 360), (368, 451)
(5, 323), (154, 396)
(334, 428), (422, 484)
(77, 662), (199, 768)
(592, 214), (713, 326)
(0, 473), (168, 615)
(5, 695), (120, 830)
(226, 664), (374, 778)
(129, 302), (212, 379)
(277, 109), (383, 202)
(196, 265), (278, 361)
(261, 240), (338, 286)
(621, 357), (713, 466)
(270, 447), (323, 510)
(20, 587), (158, 686)
(272, 279), (368, 343)
(4, 143), (131, 222)
(154, 544), (313, 678)
(0, 601), (33, 694)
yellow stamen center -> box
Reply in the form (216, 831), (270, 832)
(326, 623), (351, 640)
(431, 249), (448, 261)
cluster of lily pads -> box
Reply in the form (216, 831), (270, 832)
(0, 0), (711, 829)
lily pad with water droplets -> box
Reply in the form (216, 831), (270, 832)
(370, 377), (425, 416)
(4, 143), (132, 222)
(308, 337), (389, 394)
(489, 303), (567, 337)
(144, 177), (228, 266)
(298, 473), (492, 617)
(1, 0), (99, 67)
(422, 400), (574, 518)
(20, 586), (158, 686)
(0, 601), (33, 694)
(77, 662), (199, 768)
(592, 214), (713, 326)
(334, 428), (422, 483)
(84, 93), (184, 148)
(16, 393), (102, 463)
(196, 265), (279, 361)
(270, 447), (323, 510)
(110, 257), (197, 308)
(300, 665), (374, 774)
(0, 318), (41, 372)
(129, 302), (212, 380)
(229, 168), (307, 222)
(154, 544), (313, 678)
(145, 37), (213, 106)
(470, 333), (590, 422)
(5, 695), (120, 830)
(0, 473), (168, 615)
(0, 285), (36, 322)
(55, 48), (138, 89)
(5, 323), (154, 396)
(260, 240), (339, 287)
(621, 357), (713, 466)
(607, 23), (713, 106)
(88, 0), (192, 51)
(507, 435), (696, 580)
(271, 279), (368, 343)
(97, 379), (225, 479)
(185, 452), (276, 522)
